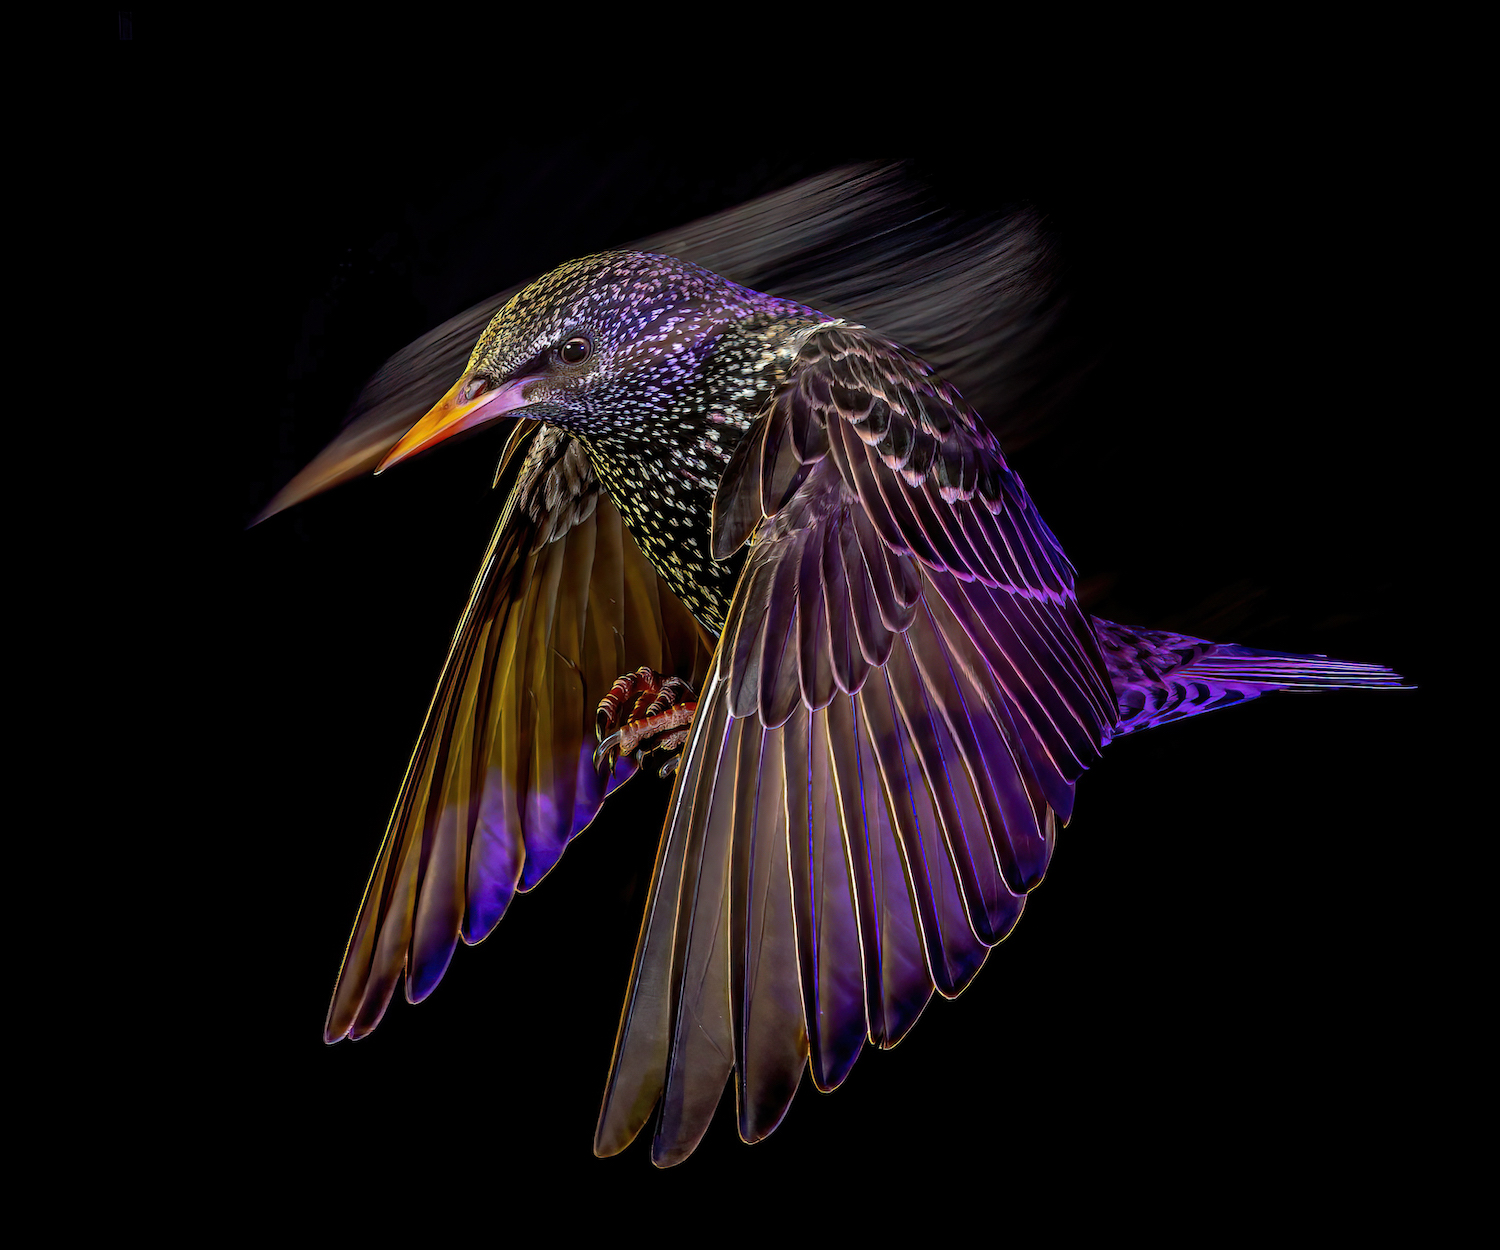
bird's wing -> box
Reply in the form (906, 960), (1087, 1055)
(325, 423), (714, 1042)
(596, 325), (1118, 1164)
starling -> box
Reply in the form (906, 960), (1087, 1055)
(288, 243), (1404, 1167)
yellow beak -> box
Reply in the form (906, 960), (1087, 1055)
(376, 372), (541, 473)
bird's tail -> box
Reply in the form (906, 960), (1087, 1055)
(1092, 617), (1408, 740)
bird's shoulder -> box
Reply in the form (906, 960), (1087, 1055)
(715, 321), (1075, 602)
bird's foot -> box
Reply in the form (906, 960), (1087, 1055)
(594, 667), (698, 778)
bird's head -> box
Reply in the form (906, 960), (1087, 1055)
(378, 251), (785, 471)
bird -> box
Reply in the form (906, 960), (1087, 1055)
(269, 233), (1405, 1168)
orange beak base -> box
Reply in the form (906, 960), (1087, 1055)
(376, 373), (540, 473)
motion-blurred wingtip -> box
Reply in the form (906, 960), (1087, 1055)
(248, 441), (394, 528)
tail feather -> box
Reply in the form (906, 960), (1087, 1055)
(1092, 617), (1408, 739)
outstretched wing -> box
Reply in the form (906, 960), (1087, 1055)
(325, 423), (713, 1042)
(596, 325), (1118, 1164)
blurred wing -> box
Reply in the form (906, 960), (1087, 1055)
(252, 289), (519, 525)
(596, 325), (1117, 1164)
(256, 163), (1075, 524)
(325, 423), (713, 1042)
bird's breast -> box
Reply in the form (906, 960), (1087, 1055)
(583, 420), (751, 638)
(575, 314), (836, 637)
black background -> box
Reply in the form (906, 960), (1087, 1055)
(113, 55), (1446, 1219)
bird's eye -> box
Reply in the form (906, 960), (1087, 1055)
(461, 377), (489, 403)
(559, 337), (591, 365)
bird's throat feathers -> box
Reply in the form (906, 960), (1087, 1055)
(572, 309), (835, 634)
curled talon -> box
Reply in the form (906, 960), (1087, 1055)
(592, 728), (625, 776)
(597, 667), (656, 742)
(594, 667), (700, 778)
